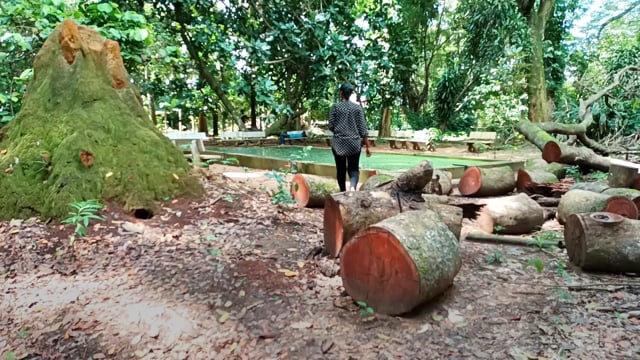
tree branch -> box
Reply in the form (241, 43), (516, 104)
(596, 0), (640, 39)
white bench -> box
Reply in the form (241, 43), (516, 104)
(466, 131), (497, 152)
(164, 132), (208, 163)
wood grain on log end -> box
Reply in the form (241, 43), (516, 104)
(542, 141), (562, 163)
(516, 169), (533, 193)
(291, 173), (311, 208)
(458, 167), (482, 196)
(603, 196), (639, 220)
(340, 227), (421, 315)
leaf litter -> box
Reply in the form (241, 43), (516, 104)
(0, 161), (639, 359)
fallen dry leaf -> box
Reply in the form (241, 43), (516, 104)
(277, 268), (298, 277)
(0, 149), (7, 155)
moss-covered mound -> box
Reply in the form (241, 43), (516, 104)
(0, 19), (204, 220)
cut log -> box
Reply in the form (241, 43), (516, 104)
(608, 158), (640, 189)
(340, 210), (461, 315)
(359, 173), (396, 191)
(516, 169), (559, 196)
(571, 182), (609, 193)
(458, 166), (515, 197)
(564, 212), (640, 273)
(525, 158), (567, 179)
(290, 173), (340, 208)
(557, 189), (639, 225)
(323, 191), (463, 257)
(323, 191), (398, 258)
(474, 193), (545, 234)
(388, 160), (434, 193)
(465, 232), (560, 248)
(423, 170), (453, 195)
(542, 141), (610, 172)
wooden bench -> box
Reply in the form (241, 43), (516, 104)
(466, 131), (497, 152)
(164, 131), (208, 163)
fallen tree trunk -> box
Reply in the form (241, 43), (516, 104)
(384, 160), (434, 193)
(290, 173), (339, 208)
(608, 158), (640, 189)
(516, 120), (611, 172)
(340, 210), (461, 315)
(557, 189), (639, 224)
(525, 158), (567, 179)
(323, 191), (463, 257)
(474, 193), (545, 235)
(564, 212), (640, 273)
(516, 169), (559, 196)
(465, 232), (560, 248)
(458, 166), (516, 197)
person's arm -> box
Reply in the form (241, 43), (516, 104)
(328, 105), (337, 132)
(356, 107), (371, 156)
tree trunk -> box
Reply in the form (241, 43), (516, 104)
(212, 109), (219, 137)
(458, 166), (515, 197)
(0, 20), (203, 220)
(149, 92), (157, 125)
(465, 232), (559, 247)
(557, 189), (639, 225)
(290, 174), (339, 208)
(385, 160), (434, 194)
(340, 210), (461, 315)
(525, 0), (555, 122)
(474, 193), (545, 235)
(198, 112), (208, 135)
(525, 158), (567, 179)
(378, 107), (392, 138)
(608, 158), (640, 189)
(565, 212), (640, 273)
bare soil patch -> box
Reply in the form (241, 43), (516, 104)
(2, 144), (639, 360)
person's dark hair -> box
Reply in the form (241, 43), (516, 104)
(340, 82), (354, 99)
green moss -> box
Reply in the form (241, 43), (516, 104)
(0, 22), (203, 221)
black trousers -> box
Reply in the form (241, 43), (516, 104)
(332, 148), (361, 192)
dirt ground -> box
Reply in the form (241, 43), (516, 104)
(2, 144), (640, 360)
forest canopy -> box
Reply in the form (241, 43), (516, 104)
(1, 0), (639, 142)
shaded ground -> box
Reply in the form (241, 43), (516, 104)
(2, 144), (640, 360)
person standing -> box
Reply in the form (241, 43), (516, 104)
(328, 83), (371, 192)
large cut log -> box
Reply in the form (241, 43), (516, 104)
(608, 158), (640, 189)
(564, 212), (640, 273)
(516, 169), (559, 196)
(340, 210), (461, 315)
(423, 170), (453, 195)
(290, 173), (340, 208)
(323, 191), (398, 258)
(571, 182), (610, 193)
(557, 189), (639, 224)
(458, 166), (515, 197)
(385, 160), (434, 193)
(474, 193), (545, 234)
(324, 191), (463, 257)
(568, 182), (640, 210)
(360, 173), (395, 191)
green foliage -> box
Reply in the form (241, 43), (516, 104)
(61, 200), (106, 237)
(524, 258), (545, 273)
(530, 231), (562, 248)
(486, 250), (503, 265)
(356, 300), (375, 317)
(264, 169), (296, 206)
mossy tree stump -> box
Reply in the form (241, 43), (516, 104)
(0, 19), (203, 220)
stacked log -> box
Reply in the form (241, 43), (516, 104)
(557, 189), (639, 224)
(340, 210), (461, 315)
(458, 166), (515, 197)
(564, 212), (640, 273)
(474, 193), (545, 234)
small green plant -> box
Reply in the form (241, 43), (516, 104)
(494, 225), (506, 233)
(486, 250), (503, 264)
(61, 200), (106, 237)
(17, 327), (28, 339)
(221, 157), (239, 166)
(4, 351), (16, 360)
(265, 169), (296, 205)
(565, 166), (582, 181)
(356, 301), (374, 317)
(524, 258), (544, 273)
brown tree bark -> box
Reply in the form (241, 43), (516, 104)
(458, 166), (516, 197)
(290, 174), (339, 208)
